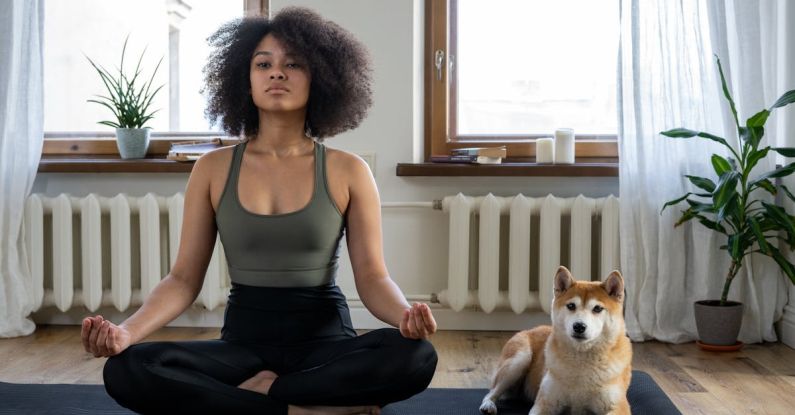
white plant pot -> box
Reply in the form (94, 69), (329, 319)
(115, 128), (151, 159)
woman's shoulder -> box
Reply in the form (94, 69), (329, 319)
(193, 144), (237, 172)
(324, 145), (371, 178)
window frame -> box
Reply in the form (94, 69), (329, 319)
(424, 0), (618, 161)
(41, 0), (269, 156)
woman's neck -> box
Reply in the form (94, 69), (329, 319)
(249, 110), (313, 157)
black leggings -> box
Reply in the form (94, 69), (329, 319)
(102, 284), (438, 414)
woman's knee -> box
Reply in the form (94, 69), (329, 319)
(378, 329), (438, 382)
(409, 339), (437, 387)
(102, 343), (159, 407)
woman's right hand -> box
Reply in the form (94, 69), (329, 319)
(81, 315), (132, 358)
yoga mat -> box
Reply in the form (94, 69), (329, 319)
(0, 371), (679, 414)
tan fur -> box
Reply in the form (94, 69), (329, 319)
(480, 267), (632, 415)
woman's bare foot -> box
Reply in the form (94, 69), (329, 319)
(237, 370), (278, 395)
(288, 405), (381, 415)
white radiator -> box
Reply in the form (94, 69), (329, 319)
(24, 193), (229, 313)
(436, 193), (620, 314)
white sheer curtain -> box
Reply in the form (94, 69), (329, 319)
(619, 0), (790, 343)
(0, 0), (44, 338)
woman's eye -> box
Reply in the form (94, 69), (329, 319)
(566, 303), (575, 311)
(256, 62), (271, 68)
(593, 305), (604, 313)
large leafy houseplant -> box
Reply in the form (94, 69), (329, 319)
(85, 36), (164, 158)
(661, 56), (795, 346)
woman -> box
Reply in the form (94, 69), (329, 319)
(80, 7), (438, 415)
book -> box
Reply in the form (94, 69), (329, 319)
(450, 146), (507, 159)
(167, 138), (225, 162)
(430, 155), (502, 164)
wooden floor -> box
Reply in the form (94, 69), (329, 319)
(2, 326), (795, 414)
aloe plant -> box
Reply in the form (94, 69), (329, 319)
(85, 35), (164, 129)
(661, 56), (795, 305)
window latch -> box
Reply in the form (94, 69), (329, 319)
(435, 49), (445, 81)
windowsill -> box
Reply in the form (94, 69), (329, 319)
(39, 155), (619, 176)
(396, 158), (618, 177)
(38, 154), (195, 173)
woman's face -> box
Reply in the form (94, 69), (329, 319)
(249, 34), (311, 113)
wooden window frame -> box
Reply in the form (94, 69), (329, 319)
(424, 0), (618, 162)
(41, 0), (269, 158)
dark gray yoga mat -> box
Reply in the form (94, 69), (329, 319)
(0, 371), (679, 414)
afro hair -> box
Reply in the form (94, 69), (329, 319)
(202, 7), (373, 140)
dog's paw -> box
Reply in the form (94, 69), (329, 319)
(479, 398), (498, 414)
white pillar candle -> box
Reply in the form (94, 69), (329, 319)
(554, 128), (575, 164)
(536, 137), (554, 163)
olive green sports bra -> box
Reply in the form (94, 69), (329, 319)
(215, 140), (346, 287)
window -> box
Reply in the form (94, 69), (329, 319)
(43, 0), (259, 139)
(426, 0), (619, 159)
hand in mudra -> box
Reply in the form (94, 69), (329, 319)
(81, 315), (131, 358)
(399, 303), (437, 340)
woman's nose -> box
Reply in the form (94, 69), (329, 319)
(269, 71), (285, 80)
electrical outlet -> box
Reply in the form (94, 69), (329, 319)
(356, 152), (376, 177)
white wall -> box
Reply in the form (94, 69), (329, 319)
(31, 0), (619, 329)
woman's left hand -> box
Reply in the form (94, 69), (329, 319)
(399, 303), (437, 339)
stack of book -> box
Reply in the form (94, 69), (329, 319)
(167, 138), (225, 162)
(430, 146), (507, 164)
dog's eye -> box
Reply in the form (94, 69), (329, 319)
(593, 305), (604, 313)
(566, 303), (576, 311)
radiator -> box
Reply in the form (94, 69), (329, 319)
(24, 193), (229, 313)
(436, 193), (620, 314)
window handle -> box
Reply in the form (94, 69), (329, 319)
(435, 49), (445, 81)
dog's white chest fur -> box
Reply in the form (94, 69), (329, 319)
(533, 347), (629, 415)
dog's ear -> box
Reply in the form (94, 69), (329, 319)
(602, 270), (624, 301)
(554, 266), (575, 298)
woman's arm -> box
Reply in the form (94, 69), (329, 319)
(81, 152), (220, 356)
(344, 155), (436, 338)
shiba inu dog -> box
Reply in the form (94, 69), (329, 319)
(480, 266), (632, 415)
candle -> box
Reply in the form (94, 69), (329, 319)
(554, 128), (575, 164)
(536, 137), (554, 163)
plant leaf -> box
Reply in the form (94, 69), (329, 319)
(712, 154), (732, 176)
(740, 126), (765, 148)
(686, 198), (716, 213)
(754, 162), (795, 183)
(781, 185), (795, 203)
(747, 110), (770, 128)
(717, 193), (738, 223)
(752, 178), (777, 196)
(715, 55), (740, 129)
(762, 201), (795, 240)
(713, 171), (739, 210)
(661, 128), (699, 138)
(773, 147), (795, 157)
(747, 217), (770, 255)
(699, 217), (727, 234)
(767, 245), (795, 285)
(685, 175), (716, 193)
(771, 90), (795, 109)
(674, 208), (699, 227)
(745, 147), (770, 175)
(661, 192), (696, 214)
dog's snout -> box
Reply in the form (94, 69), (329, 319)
(573, 322), (587, 334)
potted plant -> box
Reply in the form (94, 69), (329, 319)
(661, 56), (795, 349)
(85, 36), (164, 159)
